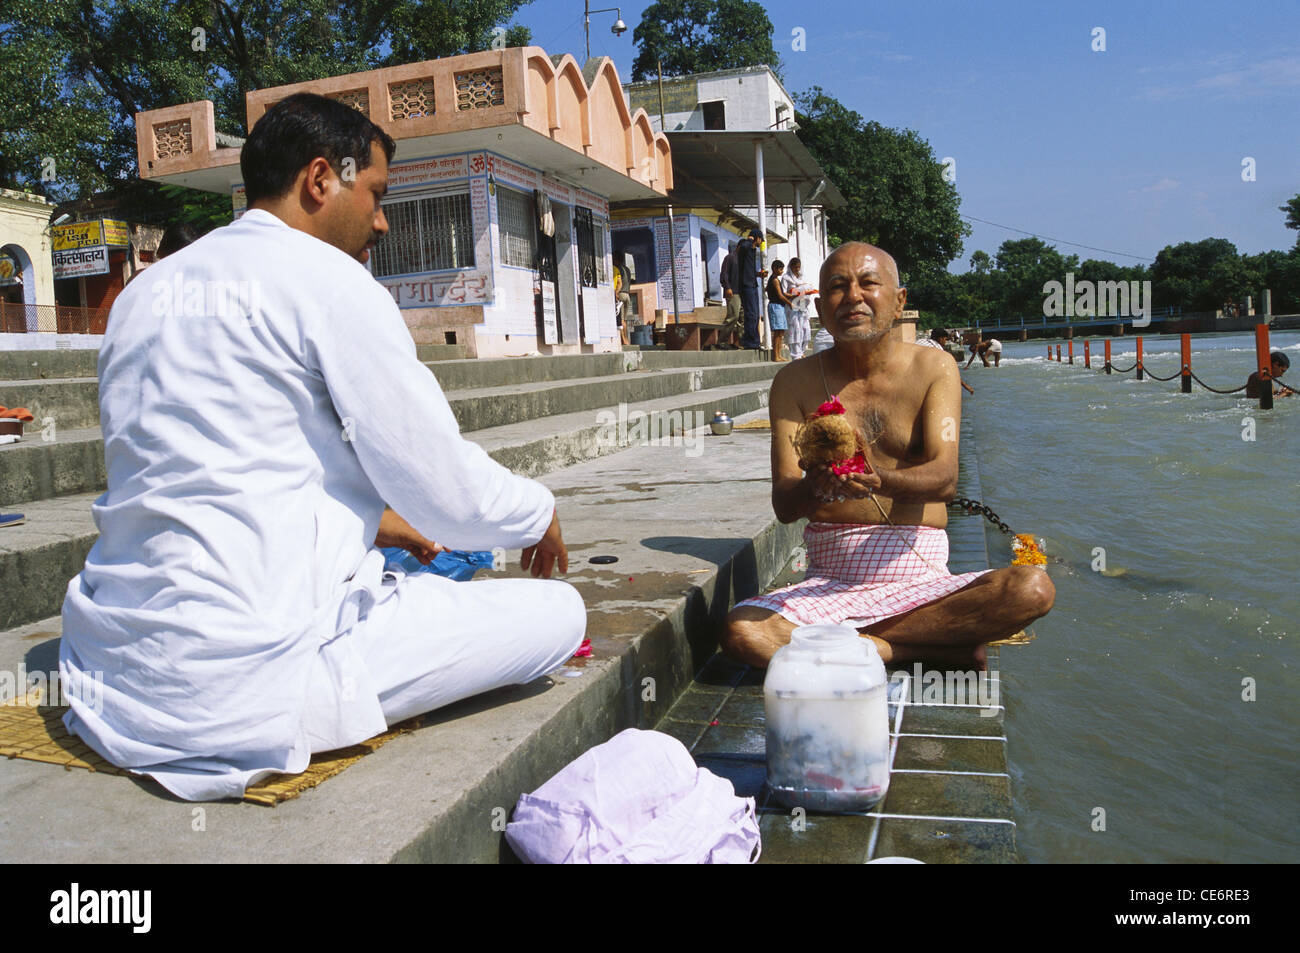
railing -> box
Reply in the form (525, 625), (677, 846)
(0, 302), (112, 334)
(971, 306), (1196, 331)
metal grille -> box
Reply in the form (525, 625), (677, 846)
(371, 191), (474, 277)
(593, 221), (608, 283)
(497, 186), (536, 268)
(575, 206), (597, 288)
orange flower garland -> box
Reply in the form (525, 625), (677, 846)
(1010, 533), (1047, 567)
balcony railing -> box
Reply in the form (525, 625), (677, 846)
(0, 302), (112, 335)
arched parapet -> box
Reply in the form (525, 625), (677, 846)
(584, 58), (633, 170)
(627, 109), (656, 185)
(653, 134), (672, 191)
(549, 54), (591, 153)
(517, 47), (557, 136)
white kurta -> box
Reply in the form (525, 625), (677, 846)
(60, 209), (562, 800)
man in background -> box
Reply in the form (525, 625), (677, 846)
(736, 228), (768, 350)
(720, 241), (741, 348)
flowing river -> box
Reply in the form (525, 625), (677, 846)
(962, 329), (1299, 862)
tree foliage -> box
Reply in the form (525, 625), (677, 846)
(794, 87), (969, 278)
(0, 0), (532, 220)
(631, 0), (780, 82)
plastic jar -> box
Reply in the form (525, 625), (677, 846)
(764, 623), (891, 812)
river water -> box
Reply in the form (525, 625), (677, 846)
(962, 330), (1299, 863)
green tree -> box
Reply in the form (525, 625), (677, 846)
(1150, 238), (1244, 312)
(1, 0), (533, 220)
(631, 0), (780, 82)
(794, 87), (969, 277)
(1281, 194), (1300, 234)
(992, 237), (1076, 319)
(969, 250), (993, 275)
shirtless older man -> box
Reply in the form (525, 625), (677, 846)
(722, 242), (1053, 670)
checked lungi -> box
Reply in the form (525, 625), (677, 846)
(738, 522), (994, 628)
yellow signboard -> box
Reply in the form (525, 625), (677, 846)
(102, 219), (129, 247)
(51, 221), (103, 251)
(51, 219), (130, 250)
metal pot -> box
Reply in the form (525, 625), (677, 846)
(710, 411), (733, 436)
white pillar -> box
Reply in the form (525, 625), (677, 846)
(755, 139), (769, 349)
(793, 186), (803, 262)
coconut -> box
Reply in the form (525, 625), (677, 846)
(794, 413), (861, 467)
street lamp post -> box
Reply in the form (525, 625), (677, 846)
(584, 2), (628, 60)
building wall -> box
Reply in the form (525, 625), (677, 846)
(0, 190), (57, 320)
(259, 148), (619, 358)
(612, 213), (746, 316)
(626, 67), (794, 134)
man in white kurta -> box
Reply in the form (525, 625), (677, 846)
(59, 94), (585, 801)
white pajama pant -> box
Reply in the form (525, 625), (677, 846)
(303, 571), (586, 751)
(788, 308), (811, 359)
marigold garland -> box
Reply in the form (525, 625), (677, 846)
(1011, 533), (1047, 566)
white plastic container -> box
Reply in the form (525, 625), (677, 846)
(764, 623), (891, 812)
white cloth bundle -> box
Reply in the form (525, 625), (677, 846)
(505, 728), (761, 864)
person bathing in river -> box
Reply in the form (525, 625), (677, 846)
(722, 242), (1055, 671)
(1244, 350), (1295, 398)
(916, 328), (975, 395)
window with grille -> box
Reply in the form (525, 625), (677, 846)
(497, 186), (536, 268)
(371, 190), (474, 277)
(575, 206), (596, 288)
(593, 221), (608, 283)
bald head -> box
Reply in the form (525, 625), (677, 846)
(820, 242), (900, 290)
(814, 242), (907, 346)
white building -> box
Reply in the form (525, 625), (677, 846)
(611, 66), (840, 329)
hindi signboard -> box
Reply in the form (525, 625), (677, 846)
(53, 245), (111, 279)
(101, 220), (130, 247)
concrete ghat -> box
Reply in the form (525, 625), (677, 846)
(657, 412), (1019, 864)
(0, 410), (800, 863)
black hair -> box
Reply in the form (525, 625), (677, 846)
(240, 92), (397, 204)
(771, 259), (785, 271)
(789, 257), (801, 268)
(931, 327), (950, 341)
(1271, 350), (1291, 370)
(157, 222), (202, 258)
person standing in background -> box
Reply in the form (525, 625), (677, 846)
(720, 241), (742, 349)
(781, 257), (815, 360)
(736, 228), (767, 350)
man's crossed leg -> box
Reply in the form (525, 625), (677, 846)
(723, 566), (1054, 671)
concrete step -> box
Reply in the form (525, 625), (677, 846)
(0, 378), (99, 432)
(0, 379), (774, 628)
(470, 378), (773, 479)
(0, 408), (801, 862)
(0, 427), (104, 506)
(0, 354), (773, 443)
(0, 493), (98, 631)
(446, 362), (776, 433)
(0, 350), (99, 381)
(428, 347), (768, 392)
(0, 365), (777, 506)
(414, 344), (469, 362)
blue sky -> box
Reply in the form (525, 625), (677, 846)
(514, 0), (1300, 271)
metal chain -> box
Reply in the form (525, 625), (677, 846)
(951, 497), (1016, 536)
(1141, 365), (1184, 382)
(1187, 370), (1251, 395)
